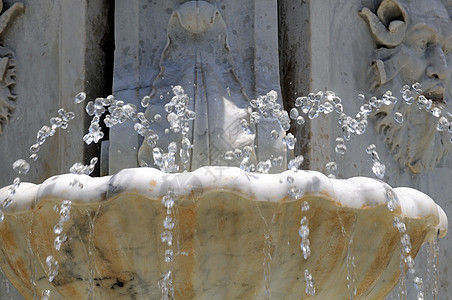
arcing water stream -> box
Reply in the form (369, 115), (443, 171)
(0, 82), (450, 299)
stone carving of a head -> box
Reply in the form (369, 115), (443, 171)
(361, 0), (452, 173)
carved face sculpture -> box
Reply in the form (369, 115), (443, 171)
(361, 0), (452, 173)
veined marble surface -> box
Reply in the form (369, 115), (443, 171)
(0, 167), (447, 299)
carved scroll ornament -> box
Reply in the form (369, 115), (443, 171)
(361, 0), (452, 173)
(0, 2), (24, 135)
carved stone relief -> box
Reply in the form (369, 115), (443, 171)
(0, 2), (24, 135)
(137, 1), (286, 171)
(361, 0), (452, 173)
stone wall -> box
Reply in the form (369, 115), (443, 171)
(0, 0), (110, 299)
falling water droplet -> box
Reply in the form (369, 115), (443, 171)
(431, 107), (442, 118)
(372, 161), (386, 179)
(308, 107), (319, 119)
(401, 234), (412, 254)
(290, 108), (299, 119)
(46, 255), (59, 282)
(412, 82), (422, 90)
(386, 189), (398, 211)
(394, 112), (404, 123)
(370, 150), (380, 162)
(436, 117), (449, 132)
(256, 160), (272, 173)
(154, 114), (162, 122)
(163, 216), (175, 230)
(325, 161), (337, 173)
(296, 116), (305, 125)
(282, 133), (297, 150)
(322, 102), (334, 114)
(30, 143), (40, 153)
(12, 159), (30, 175)
(413, 277), (424, 300)
(74, 92), (86, 104)
(287, 186), (302, 199)
(304, 270), (316, 295)
(393, 217), (406, 233)
(335, 144), (347, 155)
(288, 155), (304, 171)
(54, 234), (67, 251)
(270, 130), (279, 139)
(141, 95), (151, 107)
(325, 91), (335, 102)
(85, 101), (95, 116)
(164, 249), (174, 263)
(41, 289), (51, 300)
(224, 151), (234, 161)
(405, 255), (415, 274)
(366, 144), (376, 154)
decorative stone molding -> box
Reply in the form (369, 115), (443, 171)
(360, 0), (452, 173)
(0, 2), (24, 135)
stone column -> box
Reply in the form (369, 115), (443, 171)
(0, 0), (110, 299)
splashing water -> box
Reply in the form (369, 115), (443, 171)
(299, 201), (315, 296)
(426, 234), (440, 299)
(53, 200), (72, 251)
(40, 289), (51, 300)
(304, 269), (316, 296)
(1, 79), (450, 299)
(45, 255), (59, 283)
(160, 189), (176, 299)
(393, 215), (424, 299)
(263, 229), (272, 300)
(86, 207), (100, 300)
(299, 216), (311, 260)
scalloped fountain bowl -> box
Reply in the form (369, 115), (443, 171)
(0, 167), (447, 299)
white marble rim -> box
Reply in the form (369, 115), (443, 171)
(0, 166), (447, 238)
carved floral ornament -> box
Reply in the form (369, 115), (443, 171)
(0, 1), (24, 135)
(360, 0), (452, 173)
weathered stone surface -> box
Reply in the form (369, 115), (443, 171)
(0, 167), (446, 299)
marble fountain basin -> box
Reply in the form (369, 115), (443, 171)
(0, 167), (447, 299)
